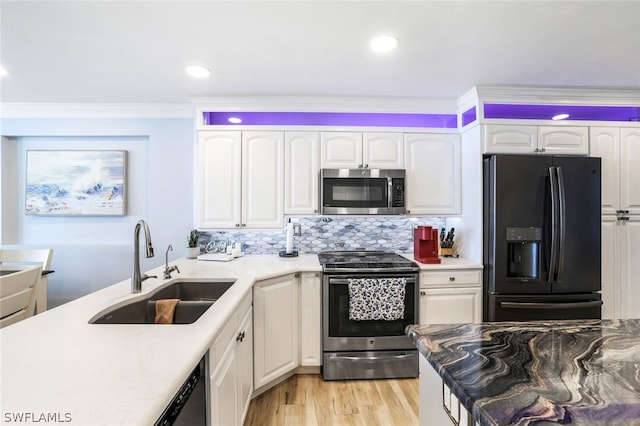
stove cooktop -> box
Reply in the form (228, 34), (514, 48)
(318, 251), (419, 273)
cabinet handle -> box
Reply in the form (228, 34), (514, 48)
(449, 277), (455, 281)
(364, 164), (368, 168)
(619, 217), (630, 222)
(540, 147), (546, 152)
(236, 331), (245, 342)
(420, 291), (426, 296)
(534, 148), (540, 153)
(235, 223), (240, 227)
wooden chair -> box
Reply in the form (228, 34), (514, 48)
(0, 249), (53, 314)
(0, 265), (42, 328)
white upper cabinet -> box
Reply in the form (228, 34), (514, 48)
(320, 132), (362, 168)
(199, 131), (284, 229)
(620, 128), (640, 215)
(483, 124), (588, 155)
(590, 127), (620, 216)
(404, 133), (461, 215)
(362, 132), (404, 168)
(241, 132), (285, 228)
(199, 131), (242, 229)
(591, 127), (640, 216)
(284, 132), (320, 214)
(320, 132), (403, 168)
(483, 125), (538, 154)
(538, 126), (589, 155)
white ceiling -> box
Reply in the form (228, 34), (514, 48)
(1, 0), (640, 105)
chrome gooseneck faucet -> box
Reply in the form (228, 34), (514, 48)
(163, 244), (180, 279)
(131, 219), (156, 293)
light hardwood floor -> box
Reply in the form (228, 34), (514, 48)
(244, 375), (419, 426)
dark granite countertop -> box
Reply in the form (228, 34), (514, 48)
(407, 319), (640, 425)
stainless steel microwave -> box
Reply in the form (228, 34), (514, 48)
(320, 169), (406, 215)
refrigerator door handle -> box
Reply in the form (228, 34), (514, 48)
(556, 166), (566, 283)
(500, 301), (603, 310)
(548, 167), (559, 282)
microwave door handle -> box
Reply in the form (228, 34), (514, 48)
(388, 177), (393, 208)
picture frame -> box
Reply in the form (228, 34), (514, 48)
(25, 150), (128, 216)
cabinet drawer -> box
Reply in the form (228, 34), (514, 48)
(420, 270), (481, 287)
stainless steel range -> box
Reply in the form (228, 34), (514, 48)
(318, 251), (420, 380)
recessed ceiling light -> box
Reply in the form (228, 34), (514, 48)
(552, 113), (570, 120)
(185, 64), (211, 78)
(0, 67), (8, 77)
(228, 117), (242, 124)
(369, 35), (398, 53)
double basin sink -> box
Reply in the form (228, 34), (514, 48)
(89, 280), (235, 325)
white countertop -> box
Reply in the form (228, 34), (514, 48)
(0, 253), (480, 425)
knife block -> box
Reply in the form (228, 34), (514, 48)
(414, 226), (441, 264)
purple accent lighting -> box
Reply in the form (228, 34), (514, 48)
(484, 103), (640, 122)
(462, 107), (477, 126)
(203, 111), (458, 128)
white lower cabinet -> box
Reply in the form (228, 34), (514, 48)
(419, 269), (482, 325)
(209, 294), (253, 426)
(299, 272), (322, 367)
(253, 274), (299, 390)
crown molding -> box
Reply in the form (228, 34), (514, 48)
(189, 96), (458, 113)
(0, 103), (197, 119)
(463, 85), (640, 106)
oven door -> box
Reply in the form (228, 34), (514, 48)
(322, 273), (418, 352)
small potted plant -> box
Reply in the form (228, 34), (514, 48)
(186, 229), (200, 259)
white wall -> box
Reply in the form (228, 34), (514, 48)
(1, 118), (195, 307)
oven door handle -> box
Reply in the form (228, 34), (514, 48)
(332, 352), (415, 361)
(328, 277), (416, 285)
(500, 301), (603, 310)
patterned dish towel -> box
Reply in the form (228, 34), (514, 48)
(347, 277), (406, 321)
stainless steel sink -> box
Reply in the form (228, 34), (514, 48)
(89, 280), (235, 324)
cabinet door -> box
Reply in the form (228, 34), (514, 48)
(538, 126), (589, 155)
(590, 127), (620, 216)
(601, 217), (618, 319)
(299, 272), (322, 367)
(483, 125), (537, 154)
(199, 131), (242, 228)
(419, 287), (482, 324)
(284, 132), (320, 214)
(210, 341), (239, 426)
(241, 131), (284, 228)
(320, 132), (363, 168)
(620, 128), (640, 215)
(404, 133), (461, 215)
(620, 217), (640, 319)
(362, 132), (404, 168)
(237, 307), (253, 424)
(253, 274), (299, 389)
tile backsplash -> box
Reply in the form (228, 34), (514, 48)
(199, 216), (445, 254)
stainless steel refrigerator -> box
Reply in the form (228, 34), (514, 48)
(483, 154), (602, 321)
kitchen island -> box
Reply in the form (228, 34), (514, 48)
(407, 320), (640, 425)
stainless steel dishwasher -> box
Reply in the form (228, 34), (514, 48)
(155, 355), (208, 425)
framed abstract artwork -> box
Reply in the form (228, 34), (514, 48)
(25, 150), (128, 216)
